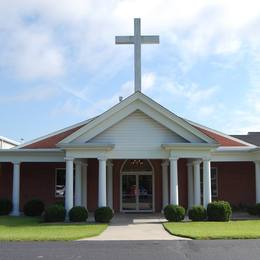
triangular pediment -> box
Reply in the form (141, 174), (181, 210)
(59, 92), (217, 146)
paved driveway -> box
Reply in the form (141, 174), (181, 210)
(1, 240), (260, 260)
(81, 213), (188, 240)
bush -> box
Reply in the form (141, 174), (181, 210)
(188, 206), (207, 221)
(247, 204), (260, 216)
(207, 201), (232, 221)
(164, 204), (185, 222)
(0, 199), (12, 215)
(94, 207), (114, 223)
(43, 204), (66, 222)
(69, 206), (88, 222)
(23, 199), (45, 216)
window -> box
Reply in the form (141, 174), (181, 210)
(55, 168), (66, 197)
(200, 167), (218, 200)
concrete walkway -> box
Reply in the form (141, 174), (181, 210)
(80, 213), (189, 241)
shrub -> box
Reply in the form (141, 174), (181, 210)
(23, 199), (45, 216)
(247, 204), (260, 216)
(69, 206), (88, 222)
(207, 201), (232, 221)
(43, 204), (66, 222)
(94, 207), (114, 223)
(0, 199), (12, 215)
(164, 204), (185, 222)
(188, 206), (207, 221)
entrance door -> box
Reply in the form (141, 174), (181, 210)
(121, 173), (153, 212)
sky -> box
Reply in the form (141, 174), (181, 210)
(1, 0), (260, 143)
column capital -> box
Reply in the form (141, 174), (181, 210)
(12, 161), (21, 166)
(64, 157), (74, 162)
(254, 160), (260, 165)
(202, 157), (211, 162)
(192, 159), (202, 165)
(161, 159), (169, 167)
(106, 160), (113, 167)
(169, 156), (179, 162)
(74, 160), (82, 166)
(98, 155), (107, 161)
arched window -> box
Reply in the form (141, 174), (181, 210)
(122, 159), (152, 172)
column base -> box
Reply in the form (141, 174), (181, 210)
(10, 211), (20, 216)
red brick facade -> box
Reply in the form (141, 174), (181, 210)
(0, 160), (256, 212)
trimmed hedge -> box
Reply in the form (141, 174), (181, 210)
(43, 204), (66, 222)
(207, 201), (232, 221)
(69, 206), (88, 222)
(0, 199), (12, 215)
(188, 206), (207, 221)
(164, 204), (185, 222)
(94, 207), (114, 223)
(23, 199), (45, 217)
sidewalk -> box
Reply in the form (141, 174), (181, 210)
(79, 213), (189, 241)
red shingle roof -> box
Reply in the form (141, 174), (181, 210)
(193, 125), (247, 147)
(23, 125), (84, 149)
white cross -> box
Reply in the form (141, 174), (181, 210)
(115, 18), (160, 93)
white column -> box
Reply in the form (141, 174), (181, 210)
(75, 161), (82, 206)
(255, 161), (260, 203)
(81, 163), (88, 209)
(11, 162), (20, 216)
(107, 160), (113, 209)
(161, 160), (169, 210)
(98, 157), (107, 207)
(187, 162), (194, 209)
(169, 157), (179, 205)
(65, 158), (74, 213)
(203, 158), (212, 207)
(193, 160), (201, 206)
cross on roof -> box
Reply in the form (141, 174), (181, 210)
(115, 18), (160, 93)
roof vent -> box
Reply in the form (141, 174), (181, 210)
(119, 96), (123, 102)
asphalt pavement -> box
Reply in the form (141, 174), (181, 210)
(1, 240), (260, 260)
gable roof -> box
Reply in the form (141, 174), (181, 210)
(58, 92), (216, 145)
(17, 92), (253, 149)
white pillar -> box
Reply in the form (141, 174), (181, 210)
(107, 160), (113, 209)
(169, 157), (179, 205)
(81, 163), (88, 209)
(193, 160), (201, 206)
(203, 158), (212, 207)
(187, 162), (194, 209)
(11, 162), (20, 216)
(255, 161), (260, 203)
(98, 157), (107, 207)
(75, 161), (82, 206)
(65, 158), (74, 213)
(161, 160), (169, 210)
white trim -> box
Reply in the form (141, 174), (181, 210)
(0, 136), (20, 146)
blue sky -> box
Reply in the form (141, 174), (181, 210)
(1, 0), (260, 143)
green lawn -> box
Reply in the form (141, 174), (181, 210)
(0, 216), (107, 241)
(163, 220), (260, 239)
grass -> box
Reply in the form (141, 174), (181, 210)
(0, 216), (107, 241)
(163, 220), (260, 240)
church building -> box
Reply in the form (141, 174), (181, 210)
(0, 19), (260, 216)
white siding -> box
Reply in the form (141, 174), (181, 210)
(87, 110), (188, 149)
(0, 140), (16, 149)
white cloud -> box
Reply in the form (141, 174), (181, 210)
(0, 85), (59, 103)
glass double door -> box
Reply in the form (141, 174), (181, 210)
(121, 173), (153, 212)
